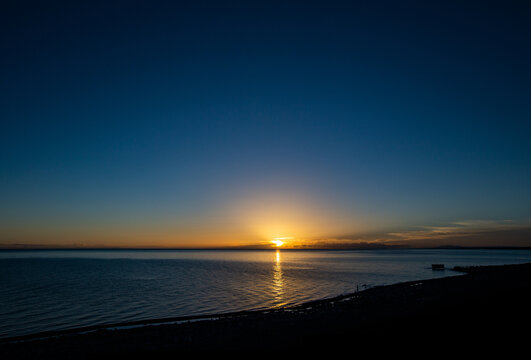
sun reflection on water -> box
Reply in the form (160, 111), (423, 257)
(272, 249), (286, 307)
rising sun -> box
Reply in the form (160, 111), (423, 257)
(271, 239), (284, 247)
(271, 237), (292, 247)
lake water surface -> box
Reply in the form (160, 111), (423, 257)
(2, 249), (531, 338)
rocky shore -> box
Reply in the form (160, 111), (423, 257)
(2, 262), (530, 357)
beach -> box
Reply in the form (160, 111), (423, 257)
(1, 262), (530, 357)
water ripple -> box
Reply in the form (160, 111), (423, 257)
(2, 249), (531, 338)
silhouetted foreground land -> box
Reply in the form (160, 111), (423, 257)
(2, 263), (531, 358)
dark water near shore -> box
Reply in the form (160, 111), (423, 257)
(1, 249), (531, 338)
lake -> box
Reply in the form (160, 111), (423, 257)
(2, 249), (531, 338)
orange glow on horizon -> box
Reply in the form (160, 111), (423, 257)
(0, 186), (366, 249)
(218, 187), (360, 249)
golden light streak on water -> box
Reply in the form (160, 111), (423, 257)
(272, 249), (286, 307)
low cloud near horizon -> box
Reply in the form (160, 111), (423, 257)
(317, 219), (531, 249)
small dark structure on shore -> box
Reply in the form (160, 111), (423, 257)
(432, 264), (445, 270)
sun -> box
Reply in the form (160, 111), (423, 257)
(271, 236), (293, 247)
(271, 239), (284, 247)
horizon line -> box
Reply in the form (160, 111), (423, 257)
(2, 245), (531, 251)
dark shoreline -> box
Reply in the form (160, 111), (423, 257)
(2, 262), (531, 357)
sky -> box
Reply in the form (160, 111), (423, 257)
(1, 0), (530, 249)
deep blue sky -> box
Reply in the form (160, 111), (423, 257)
(1, 1), (530, 247)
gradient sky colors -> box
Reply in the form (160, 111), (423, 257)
(1, 1), (530, 248)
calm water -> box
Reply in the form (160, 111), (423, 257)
(1, 249), (531, 338)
